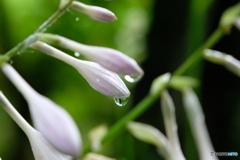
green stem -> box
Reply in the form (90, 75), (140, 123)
(99, 26), (225, 150)
(1, 0), (74, 61)
(35, 0), (74, 33)
(173, 27), (224, 76)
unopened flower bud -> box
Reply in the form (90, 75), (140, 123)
(204, 49), (240, 77)
(71, 1), (117, 23)
(31, 41), (130, 98)
(204, 49), (227, 65)
(127, 121), (177, 160)
(88, 124), (108, 151)
(182, 87), (217, 160)
(150, 73), (171, 95)
(220, 3), (240, 33)
(0, 92), (71, 160)
(36, 33), (144, 82)
(1, 63), (82, 158)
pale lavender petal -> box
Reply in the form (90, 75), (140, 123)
(0, 92), (72, 160)
(31, 41), (130, 98)
(2, 63), (82, 158)
(71, 1), (117, 23)
(36, 34), (144, 80)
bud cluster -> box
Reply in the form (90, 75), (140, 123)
(0, 0), (144, 159)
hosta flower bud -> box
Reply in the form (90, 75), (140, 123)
(2, 63), (81, 158)
(127, 121), (178, 160)
(182, 88), (217, 160)
(204, 49), (240, 77)
(71, 1), (117, 23)
(36, 33), (144, 82)
(31, 41), (130, 98)
(204, 49), (227, 65)
(150, 73), (171, 95)
(88, 124), (108, 151)
(0, 92), (71, 160)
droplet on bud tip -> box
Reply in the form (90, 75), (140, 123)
(114, 97), (129, 106)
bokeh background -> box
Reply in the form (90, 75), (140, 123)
(0, 0), (240, 160)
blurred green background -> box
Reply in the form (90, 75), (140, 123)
(0, 0), (240, 160)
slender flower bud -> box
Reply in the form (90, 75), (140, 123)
(71, 1), (117, 23)
(31, 41), (130, 98)
(182, 88), (218, 160)
(127, 121), (178, 160)
(150, 73), (171, 95)
(88, 124), (108, 151)
(161, 91), (185, 160)
(1, 63), (81, 158)
(36, 33), (144, 82)
(203, 49), (227, 65)
(204, 49), (240, 77)
(0, 92), (71, 160)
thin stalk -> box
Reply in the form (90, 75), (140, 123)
(173, 27), (224, 76)
(35, 0), (74, 33)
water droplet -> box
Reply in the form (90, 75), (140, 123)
(124, 75), (142, 83)
(96, 79), (100, 82)
(74, 52), (80, 57)
(10, 60), (14, 64)
(76, 17), (79, 21)
(114, 97), (129, 106)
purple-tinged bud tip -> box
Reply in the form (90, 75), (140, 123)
(71, 1), (117, 23)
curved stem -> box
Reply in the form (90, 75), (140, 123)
(35, 0), (74, 33)
(173, 27), (224, 76)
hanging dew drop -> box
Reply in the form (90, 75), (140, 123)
(74, 52), (80, 57)
(76, 17), (79, 21)
(124, 75), (143, 83)
(114, 97), (129, 106)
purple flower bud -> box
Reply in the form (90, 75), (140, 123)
(0, 92), (71, 160)
(2, 63), (82, 158)
(31, 41), (130, 98)
(36, 34), (144, 82)
(71, 1), (117, 23)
